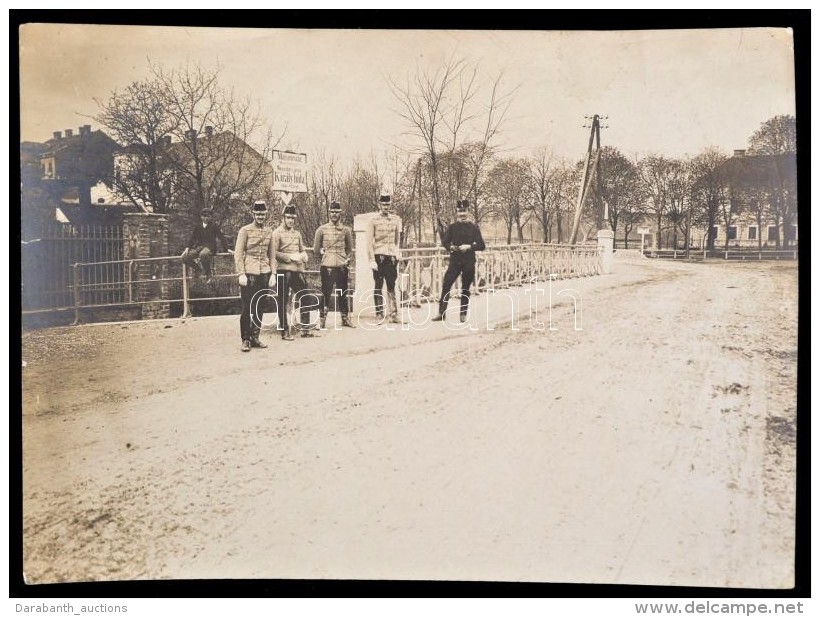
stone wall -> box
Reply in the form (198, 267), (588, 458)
(122, 213), (172, 320)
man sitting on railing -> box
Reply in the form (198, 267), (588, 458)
(181, 208), (233, 284)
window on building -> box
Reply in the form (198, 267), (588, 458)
(785, 225), (798, 241)
(748, 226), (757, 240)
(727, 226), (737, 241)
(710, 226), (719, 240)
(767, 226), (779, 242)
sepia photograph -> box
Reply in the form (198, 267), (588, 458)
(17, 19), (801, 595)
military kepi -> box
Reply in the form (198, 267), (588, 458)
(457, 200), (470, 211)
(379, 194), (391, 205)
(252, 200), (267, 212)
(282, 204), (297, 216)
(329, 201), (341, 212)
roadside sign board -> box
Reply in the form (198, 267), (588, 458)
(638, 227), (650, 235)
(272, 150), (308, 193)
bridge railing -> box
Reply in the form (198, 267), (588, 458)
(51, 243), (603, 325)
(397, 243), (603, 306)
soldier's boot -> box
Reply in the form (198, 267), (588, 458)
(250, 336), (267, 348)
(387, 292), (402, 323)
(319, 312), (327, 330)
(341, 314), (355, 328)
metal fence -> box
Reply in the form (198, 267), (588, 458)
(645, 248), (798, 261)
(21, 223), (126, 312)
(398, 244), (602, 306)
(28, 242), (604, 325)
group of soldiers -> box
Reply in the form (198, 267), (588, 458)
(182, 194), (485, 352)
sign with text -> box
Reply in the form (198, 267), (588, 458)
(272, 150), (308, 193)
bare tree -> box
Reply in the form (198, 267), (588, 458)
(746, 115), (798, 248)
(94, 78), (178, 213)
(639, 154), (679, 249)
(595, 146), (646, 247)
(748, 114), (796, 156)
(389, 57), (515, 242)
(153, 62), (281, 220)
(485, 157), (533, 244)
(688, 147), (729, 251)
(529, 148), (572, 243)
(389, 57), (468, 239)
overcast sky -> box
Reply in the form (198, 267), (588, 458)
(19, 24), (796, 166)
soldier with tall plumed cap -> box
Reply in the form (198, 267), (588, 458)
(366, 193), (403, 323)
(432, 199), (486, 323)
(313, 200), (355, 329)
(234, 200), (275, 352)
(272, 203), (314, 340)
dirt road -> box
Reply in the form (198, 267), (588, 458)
(21, 257), (798, 587)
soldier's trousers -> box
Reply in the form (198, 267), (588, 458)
(277, 270), (317, 332)
(239, 273), (271, 341)
(372, 255), (398, 317)
(439, 257), (476, 316)
(320, 266), (351, 316)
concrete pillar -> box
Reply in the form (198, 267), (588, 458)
(353, 212), (380, 316)
(597, 228), (615, 274)
(123, 213), (171, 319)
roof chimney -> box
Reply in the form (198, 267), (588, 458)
(185, 129), (197, 142)
(204, 126), (213, 137)
(734, 149), (746, 157)
(64, 128), (73, 138)
(53, 131), (62, 140)
(164, 135), (172, 146)
(79, 125), (92, 136)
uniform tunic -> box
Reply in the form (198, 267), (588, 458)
(313, 222), (353, 267)
(233, 222), (274, 342)
(234, 223), (274, 275)
(272, 226), (307, 272)
(438, 220), (486, 317)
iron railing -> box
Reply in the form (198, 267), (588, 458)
(29, 243), (605, 325)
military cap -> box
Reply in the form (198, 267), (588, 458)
(282, 204), (298, 216)
(251, 200), (268, 213)
(329, 201), (342, 212)
(456, 200), (470, 211)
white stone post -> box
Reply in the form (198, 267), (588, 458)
(597, 228), (615, 274)
(353, 212), (380, 316)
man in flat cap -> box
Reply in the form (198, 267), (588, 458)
(234, 200), (275, 352)
(272, 203), (314, 340)
(366, 193), (403, 323)
(313, 200), (355, 329)
(432, 199), (486, 323)
(181, 207), (232, 283)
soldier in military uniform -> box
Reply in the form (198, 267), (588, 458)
(366, 193), (402, 323)
(432, 199), (486, 323)
(234, 200), (275, 352)
(313, 201), (355, 329)
(272, 203), (315, 340)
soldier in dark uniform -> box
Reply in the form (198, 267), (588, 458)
(432, 199), (486, 323)
(313, 201), (355, 329)
(234, 200), (275, 352)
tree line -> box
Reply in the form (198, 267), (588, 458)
(93, 60), (797, 251)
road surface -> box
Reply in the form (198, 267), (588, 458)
(21, 257), (798, 587)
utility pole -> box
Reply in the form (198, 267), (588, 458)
(569, 114), (607, 245)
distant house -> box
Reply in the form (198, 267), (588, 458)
(38, 125), (119, 203)
(21, 126), (128, 235)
